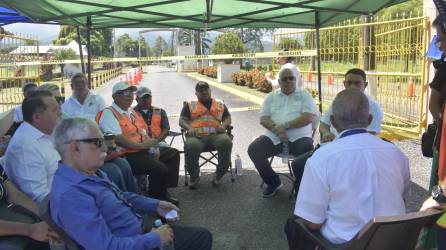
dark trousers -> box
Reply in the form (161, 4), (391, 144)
(125, 148), (179, 199)
(248, 136), (313, 186)
(284, 218), (316, 250)
(437, 225), (446, 250)
(290, 151), (313, 195)
(159, 147), (180, 188)
(101, 157), (138, 193)
(171, 225), (213, 250)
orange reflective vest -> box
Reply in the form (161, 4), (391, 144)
(95, 106), (149, 156)
(150, 107), (162, 139)
(188, 98), (224, 136)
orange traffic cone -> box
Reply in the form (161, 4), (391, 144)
(327, 73), (334, 86)
(306, 72), (313, 82)
(407, 77), (415, 97)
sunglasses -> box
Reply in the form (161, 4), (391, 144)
(55, 96), (65, 104)
(117, 90), (134, 97)
(280, 76), (295, 81)
(74, 138), (104, 148)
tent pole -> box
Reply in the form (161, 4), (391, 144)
(76, 26), (85, 74)
(87, 16), (92, 89)
(315, 11), (322, 113)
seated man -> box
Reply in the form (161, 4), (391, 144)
(291, 68), (383, 193)
(96, 82), (179, 204)
(286, 89), (410, 249)
(134, 86), (180, 188)
(63, 73), (137, 193)
(248, 68), (318, 198)
(179, 81), (233, 189)
(50, 117), (212, 250)
(4, 90), (61, 204)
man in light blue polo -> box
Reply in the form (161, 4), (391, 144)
(248, 68), (318, 198)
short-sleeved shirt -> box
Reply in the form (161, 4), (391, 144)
(98, 103), (134, 135)
(13, 105), (23, 122)
(294, 130), (410, 244)
(62, 91), (107, 121)
(260, 89), (318, 145)
(180, 100), (230, 120)
(134, 106), (170, 132)
(430, 61), (446, 105)
(320, 95), (383, 135)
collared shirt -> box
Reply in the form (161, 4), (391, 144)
(98, 103), (134, 135)
(260, 89), (318, 145)
(294, 129), (410, 244)
(320, 95), (383, 135)
(4, 122), (60, 204)
(51, 163), (161, 250)
(62, 91), (107, 121)
(13, 105), (23, 122)
(271, 63), (302, 89)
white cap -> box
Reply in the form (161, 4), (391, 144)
(112, 82), (137, 95)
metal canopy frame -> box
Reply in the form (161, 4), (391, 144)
(0, 0), (407, 109)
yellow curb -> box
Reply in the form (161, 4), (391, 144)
(185, 73), (264, 105)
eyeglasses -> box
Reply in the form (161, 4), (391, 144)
(55, 96), (65, 104)
(344, 80), (364, 85)
(280, 76), (295, 81)
(74, 138), (104, 148)
(117, 90), (134, 97)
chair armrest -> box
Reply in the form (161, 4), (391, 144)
(168, 131), (182, 137)
(294, 218), (349, 250)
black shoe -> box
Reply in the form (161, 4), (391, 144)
(165, 193), (180, 206)
(262, 182), (283, 198)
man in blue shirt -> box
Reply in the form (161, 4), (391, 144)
(50, 117), (212, 250)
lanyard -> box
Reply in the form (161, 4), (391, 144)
(339, 128), (367, 138)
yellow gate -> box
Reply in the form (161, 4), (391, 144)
(0, 32), (40, 112)
(273, 13), (428, 139)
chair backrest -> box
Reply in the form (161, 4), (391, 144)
(39, 195), (81, 250)
(348, 209), (444, 250)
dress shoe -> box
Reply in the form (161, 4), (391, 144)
(164, 193), (179, 206)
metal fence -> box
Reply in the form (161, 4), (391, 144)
(273, 12), (428, 138)
(0, 32), (40, 112)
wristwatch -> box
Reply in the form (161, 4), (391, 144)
(432, 185), (446, 203)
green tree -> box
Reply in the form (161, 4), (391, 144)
(115, 34), (138, 57)
(138, 36), (151, 57)
(225, 28), (276, 52)
(152, 36), (168, 56)
(212, 32), (245, 63)
(53, 26), (113, 57)
(278, 37), (303, 50)
(49, 48), (78, 79)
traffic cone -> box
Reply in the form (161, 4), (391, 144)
(327, 73), (334, 86)
(306, 72), (313, 82)
(407, 77), (415, 97)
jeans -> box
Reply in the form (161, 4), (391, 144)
(101, 157), (138, 193)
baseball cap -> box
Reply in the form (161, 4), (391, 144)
(136, 86), (152, 98)
(112, 81), (137, 95)
(195, 81), (210, 91)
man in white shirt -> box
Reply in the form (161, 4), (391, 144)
(291, 68), (384, 194)
(286, 89), (410, 249)
(319, 68), (383, 142)
(4, 90), (62, 204)
(62, 73), (107, 121)
(248, 68), (318, 198)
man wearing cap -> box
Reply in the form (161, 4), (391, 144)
(96, 82), (179, 205)
(134, 86), (180, 189)
(179, 81), (232, 189)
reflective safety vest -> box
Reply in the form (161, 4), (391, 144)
(188, 98), (224, 136)
(95, 106), (149, 156)
(150, 107), (162, 139)
(436, 106), (446, 228)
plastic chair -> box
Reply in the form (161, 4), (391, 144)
(292, 209), (443, 250)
